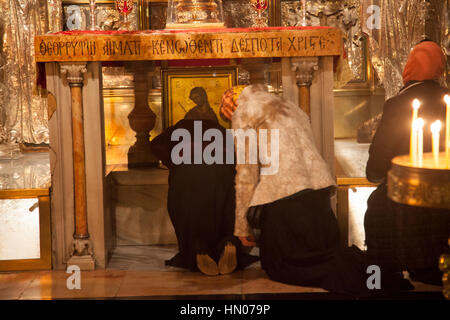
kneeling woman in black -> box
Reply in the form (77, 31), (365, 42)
(150, 116), (257, 276)
(220, 85), (367, 294)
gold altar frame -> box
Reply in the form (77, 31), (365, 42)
(0, 189), (52, 271)
(161, 66), (238, 128)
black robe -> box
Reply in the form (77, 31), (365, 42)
(253, 187), (369, 295)
(150, 119), (257, 271)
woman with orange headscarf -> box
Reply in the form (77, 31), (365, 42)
(364, 40), (450, 290)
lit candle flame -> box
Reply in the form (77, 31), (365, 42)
(431, 120), (441, 134)
(413, 98), (421, 110)
(444, 95), (450, 106)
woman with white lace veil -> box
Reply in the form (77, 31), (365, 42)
(220, 84), (367, 295)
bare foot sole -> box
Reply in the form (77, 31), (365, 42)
(196, 254), (219, 276)
(218, 242), (237, 275)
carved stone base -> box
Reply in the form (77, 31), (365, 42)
(67, 255), (95, 271)
(67, 238), (95, 270)
(72, 238), (93, 256)
(128, 145), (159, 168)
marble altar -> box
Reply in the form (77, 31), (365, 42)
(35, 27), (341, 270)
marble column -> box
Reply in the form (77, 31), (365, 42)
(290, 57), (319, 116)
(125, 61), (158, 168)
(60, 62), (95, 270)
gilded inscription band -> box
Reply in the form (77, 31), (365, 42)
(35, 28), (342, 62)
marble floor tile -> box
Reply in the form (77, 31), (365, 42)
(241, 268), (326, 295)
(116, 270), (243, 298)
(0, 271), (37, 299)
(0, 245), (443, 300)
(107, 245), (183, 272)
(19, 270), (126, 300)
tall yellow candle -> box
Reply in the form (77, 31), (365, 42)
(410, 99), (421, 163)
(444, 95), (450, 167)
(431, 120), (441, 168)
(416, 118), (424, 167)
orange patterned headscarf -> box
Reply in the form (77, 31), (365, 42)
(402, 41), (446, 85)
(220, 85), (247, 121)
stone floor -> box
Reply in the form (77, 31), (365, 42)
(0, 245), (444, 300)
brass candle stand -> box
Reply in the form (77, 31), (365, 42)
(388, 153), (450, 210)
(388, 153), (450, 300)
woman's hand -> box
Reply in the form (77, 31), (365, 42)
(239, 235), (256, 247)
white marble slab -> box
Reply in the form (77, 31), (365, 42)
(110, 168), (177, 246)
(335, 139), (370, 178)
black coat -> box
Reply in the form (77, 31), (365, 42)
(364, 80), (450, 274)
(366, 80), (449, 183)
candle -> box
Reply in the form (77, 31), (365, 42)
(416, 118), (424, 167)
(444, 95), (450, 167)
(431, 120), (441, 168)
(410, 99), (421, 163)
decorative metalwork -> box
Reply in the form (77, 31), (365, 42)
(250, 0), (269, 27)
(62, 2), (138, 31)
(115, 0), (134, 27)
(223, 0), (266, 28)
(166, 0), (225, 29)
(0, 0), (54, 145)
(362, 0), (429, 99)
(89, 0), (96, 30)
(281, 0), (364, 86)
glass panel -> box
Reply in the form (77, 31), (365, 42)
(348, 186), (376, 250)
(0, 198), (41, 260)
